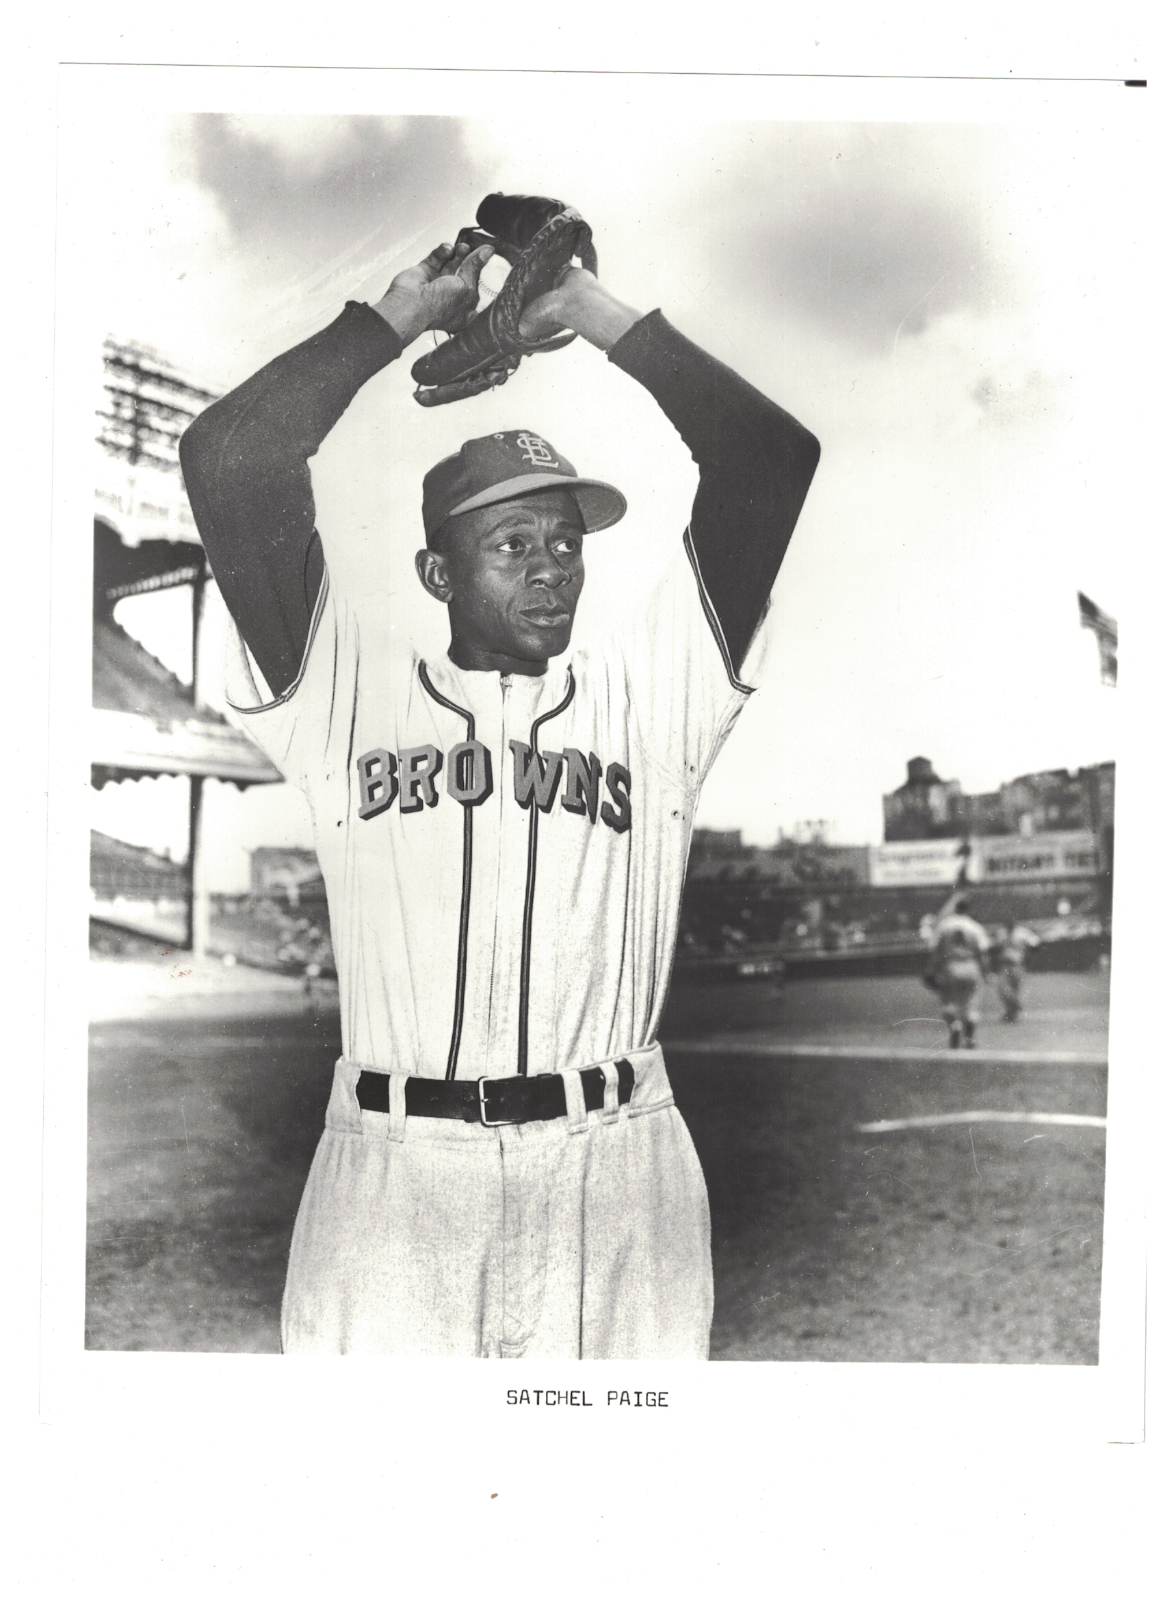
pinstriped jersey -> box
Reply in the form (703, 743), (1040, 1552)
(226, 530), (771, 1080)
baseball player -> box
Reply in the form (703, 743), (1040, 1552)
(993, 921), (1041, 1022)
(926, 891), (993, 1049)
(180, 219), (820, 1358)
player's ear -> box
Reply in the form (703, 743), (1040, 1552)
(415, 547), (453, 604)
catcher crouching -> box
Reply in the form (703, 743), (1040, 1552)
(180, 206), (821, 1358)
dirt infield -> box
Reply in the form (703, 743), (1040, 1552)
(86, 965), (1107, 1360)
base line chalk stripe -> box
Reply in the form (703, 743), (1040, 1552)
(856, 1110), (1106, 1134)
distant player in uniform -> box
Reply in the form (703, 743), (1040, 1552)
(180, 227), (820, 1358)
(993, 922), (1041, 1022)
(926, 892), (992, 1049)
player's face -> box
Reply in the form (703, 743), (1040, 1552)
(419, 490), (586, 675)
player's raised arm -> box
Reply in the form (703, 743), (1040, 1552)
(178, 242), (492, 698)
(521, 267), (821, 678)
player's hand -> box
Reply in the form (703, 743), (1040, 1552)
(513, 264), (580, 344)
(373, 241), (495, 347)
(518, 265), (642, 352)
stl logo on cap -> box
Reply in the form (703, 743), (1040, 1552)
(516, 432), (559, 469)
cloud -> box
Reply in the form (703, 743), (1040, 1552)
(636, 122), (1014, 353)
(186, 113), (495, 265)
(184, 116), (1014, 354)
(164, 115), (1030, 394)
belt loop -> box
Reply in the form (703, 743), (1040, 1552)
(332, 1059), (366, 1135)
(560, 1068), (588, 1134)
(388, 1071), (408, 1143)
(601, 1059), (623, 1122)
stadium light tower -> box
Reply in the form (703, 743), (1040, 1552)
(94, 341), (282, 954)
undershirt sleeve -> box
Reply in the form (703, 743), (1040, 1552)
(606, 310), (820, 676)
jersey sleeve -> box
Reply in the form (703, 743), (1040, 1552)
(613, 530), (769, 786)
(222, 570), (348, 791)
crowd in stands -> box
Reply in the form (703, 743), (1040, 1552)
(210, 895), (336, 979)
(91, 874), (1108, 982)
(675, 883), (1107, 965)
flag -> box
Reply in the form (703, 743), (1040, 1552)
(1078, 592), (1117, 687)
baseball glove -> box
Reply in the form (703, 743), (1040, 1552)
(411, 193), (597, 407)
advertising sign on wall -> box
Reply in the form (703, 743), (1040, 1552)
(869, 831), (1100, 887)
(869, 839), (973, 887)
(976, 831), (1099, 881)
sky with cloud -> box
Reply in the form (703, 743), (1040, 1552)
(71, 107), (1136, 888)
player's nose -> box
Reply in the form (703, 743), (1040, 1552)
(524, 545), (571, 586)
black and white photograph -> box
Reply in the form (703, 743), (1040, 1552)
(66, 94), (1137, 1369)
(20, 39), (1154, 1596)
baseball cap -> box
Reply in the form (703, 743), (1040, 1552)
(422, 429), (627, 543)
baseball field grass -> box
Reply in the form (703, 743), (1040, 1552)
(85, 965), (1107, 1361)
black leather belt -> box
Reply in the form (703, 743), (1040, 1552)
(356, 1059), (635, 1126)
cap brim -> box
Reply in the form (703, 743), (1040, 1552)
(446, 473), (627, 534)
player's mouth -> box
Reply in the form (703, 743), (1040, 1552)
(520, 605), (573, 628)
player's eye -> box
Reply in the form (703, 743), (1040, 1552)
(553, 536), (581, 554)
(497, 536), (526, 553)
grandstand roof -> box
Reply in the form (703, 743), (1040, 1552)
(93, 518), (204, 605)
(92, 613), (282, 789)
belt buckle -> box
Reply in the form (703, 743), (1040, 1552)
(478, 1076), (519, 1127)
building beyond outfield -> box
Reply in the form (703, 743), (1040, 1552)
(687, 757), (1114, 891)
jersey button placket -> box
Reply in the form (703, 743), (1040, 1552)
(484, 676), (523, 1077)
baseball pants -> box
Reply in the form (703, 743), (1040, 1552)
(997, 964), (1023, 1020)
(937, 963), (982, 1026)
(280, 1042), (713, 1358)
